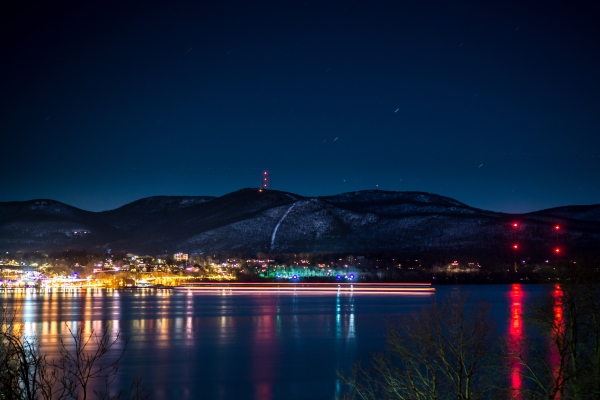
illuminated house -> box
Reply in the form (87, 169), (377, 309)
(174, 253), (189, 262)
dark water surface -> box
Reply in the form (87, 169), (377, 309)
(0, 285), (545, 399)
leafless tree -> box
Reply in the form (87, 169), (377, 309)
(0, 307), (55, 400)
(338, 290), (500, 400)
(0, 307), (148, 400)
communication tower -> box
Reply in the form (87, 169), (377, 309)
(261, 170), (271, 190)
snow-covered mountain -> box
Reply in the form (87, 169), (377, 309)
(1, 189), (599, 255)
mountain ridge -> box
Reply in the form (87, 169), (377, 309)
(1, 189), (599, 255)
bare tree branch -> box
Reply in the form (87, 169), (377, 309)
(1, 307), (148, 400)
(338, 289), (500, 400)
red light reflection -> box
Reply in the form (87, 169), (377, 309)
(508, 284), (523, 398)
(550, 284), (565, 397)
(251, 298), (277, 400)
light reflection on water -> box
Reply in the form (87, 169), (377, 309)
(0, 286), (535, 400)
(551, 284), (565, 393)
(508, 284), (524, 398)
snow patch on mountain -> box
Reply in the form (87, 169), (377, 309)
(270, 202), (297, 251)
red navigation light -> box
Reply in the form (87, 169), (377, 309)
(555, 225), (560, 230)
(555, 248), (560, 253)
(512, 223), (518, 228)
(513, 244), (518, 249)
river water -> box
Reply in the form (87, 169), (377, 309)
(0, 284), (545, 400)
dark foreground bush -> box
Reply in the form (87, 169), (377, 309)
(339, 275), (600, 400)
(0, 308), (148, 400)
(338, 291), (502, 400)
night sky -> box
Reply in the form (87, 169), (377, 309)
(1, 0), (599, 213)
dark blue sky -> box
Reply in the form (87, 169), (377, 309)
(1, 0), (599, 212)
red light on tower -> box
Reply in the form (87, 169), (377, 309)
(555, 225), (560, 230)
(512, 223), (518, 228)
(261, 170), (271, 189)
(555, 247), (560, 253)
(513, 244), (518, 250)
